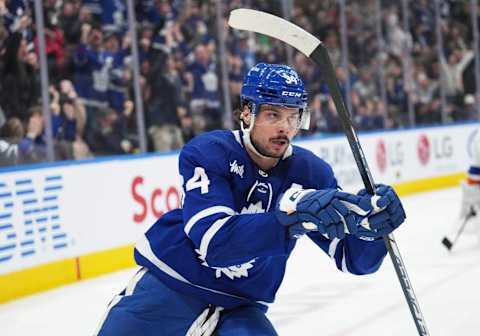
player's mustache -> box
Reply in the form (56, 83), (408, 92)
(270, 136), (289, 143)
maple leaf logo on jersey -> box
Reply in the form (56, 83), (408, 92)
(240, 201), (265, 214)
(196, 249), (256, 280)
(229, 160), (244, 178)
(211, 260), (256, 280)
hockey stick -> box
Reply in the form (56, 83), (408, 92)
(442, 208), (476, 251)
(228, 9), (429, 335)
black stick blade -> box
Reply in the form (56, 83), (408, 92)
(442, 237), (453, 250)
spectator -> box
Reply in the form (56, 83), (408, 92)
(74, 21), (115, 134)
(440, 48), (474, 105)
(412, 71), (441, 124)
(324, 96), (344, 132)
(33, 5), (66, 81)
(18, 106), (47, 163)
(105, 32), (131, 114)
(352, 68), (378, 103)
(356, 98), (386, 131)
(145, 56), (184, 152)
(0, 117), (23, 165)
(100, 0), (127, 34)
(60, 1), (87, 46)
(86, 106), (132, 156)
(0, 32), (39, 121)
(185, 44), (221, 133)
(308, 94), (329, 134)
(58, 79), (92, 160)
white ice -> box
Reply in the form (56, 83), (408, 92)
(1, 187), (479, 335)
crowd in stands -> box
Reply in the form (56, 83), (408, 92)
(0, 0), (478, 166)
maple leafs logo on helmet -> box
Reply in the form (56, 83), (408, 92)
(278, 71), (299, 85)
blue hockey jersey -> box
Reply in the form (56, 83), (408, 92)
(134, 130), (387, 310)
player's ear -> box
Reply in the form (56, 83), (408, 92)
(240, 104), (251, 127)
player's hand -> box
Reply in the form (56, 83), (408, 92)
(354, 184), (406, 240)
(276, 188), (370, 240)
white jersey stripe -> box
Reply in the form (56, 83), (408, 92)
(328, 238), (340, 259)
(135, 235), (267, 305)
(184, 206), (236, 236)
(198, 216), (231, 261)
(93, 267), (146, 335)
(341, 247), (350, 273)
(232, 130), (243, 146)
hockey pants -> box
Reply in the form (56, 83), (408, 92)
(94, 268), (278, 335)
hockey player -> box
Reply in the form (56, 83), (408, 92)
(95, 63), (406, 335)
(445, 129), (480, 248)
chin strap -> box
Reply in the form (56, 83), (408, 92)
(240, 116), (293, 160)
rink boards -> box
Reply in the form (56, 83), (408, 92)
(0, 122), (477, 303)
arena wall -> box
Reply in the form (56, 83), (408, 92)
(1, 122), (477, 303)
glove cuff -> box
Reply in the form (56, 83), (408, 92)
(278, 188), (315, 214)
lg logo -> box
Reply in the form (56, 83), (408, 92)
(417, 134), (453, 165)
(376, 140), (404, 173)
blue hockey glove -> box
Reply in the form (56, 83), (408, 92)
(354, 184), (406, 240)
(276, 188), (375, 240)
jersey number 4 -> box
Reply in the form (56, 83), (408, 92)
(186, 167), (210, 194)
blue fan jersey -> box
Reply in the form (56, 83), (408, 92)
(134, 130), (387, 310)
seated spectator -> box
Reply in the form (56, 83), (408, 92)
(324, 96), (344, 132)
(352, 68), (378, 102)
(356, 98), (386, 131)
(0, 117), (23, 165)
(308, 94), (329, 134)
(50, 85), (76, 142)
(86, 106), (133, 156)
(412, 71), (441, 124)
(18, 106), (47, 163)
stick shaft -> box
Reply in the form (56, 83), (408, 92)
(310, 45), (429, 336)
(228, 8), (429, 335)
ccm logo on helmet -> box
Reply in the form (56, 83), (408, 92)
(281, 91), (302, 97)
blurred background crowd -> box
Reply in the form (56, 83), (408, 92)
(0, 0), (479, 165)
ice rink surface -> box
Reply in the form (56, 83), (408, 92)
(1, 187), (480, 335)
